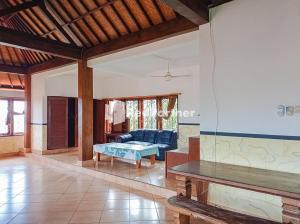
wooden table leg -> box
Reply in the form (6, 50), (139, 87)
(196, 180), (209, 204)
(150, 155), (156, 165)
(175, 175), (191, 223)
(136, 160), (141, 169)
(111, 157), (114, 166)
(282, 198), (300, 224)
(97, 153), (101, 162)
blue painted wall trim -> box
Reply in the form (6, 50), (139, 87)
(200, 131), (300, 141)
(178, 123), (200, 126)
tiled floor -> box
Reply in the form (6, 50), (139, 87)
(45, 151), (177, 190)
(0, 156), (204, 224)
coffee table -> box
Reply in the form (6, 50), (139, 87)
(93, 143), (159, 168)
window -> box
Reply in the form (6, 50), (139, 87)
(109, 94), (178, 132)
(13, 100), (25, 134)
(162, 98), (178, 130)
(0, 100), (9, 135)
(143, 99), (157, 129)
(0, 99), (25, 136)
(126, 100), (139, 131)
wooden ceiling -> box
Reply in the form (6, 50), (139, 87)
(0, 0), (232, 90)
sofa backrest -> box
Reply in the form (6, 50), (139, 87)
(129, 129), (144, 141)
(156, 130), (176, 145)
(143, 130), (158, 143)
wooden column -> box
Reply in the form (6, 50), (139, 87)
(282, 198), (300, 224)
(175, 175), (191, 224)
(24, 74), (31, 153)
(78, 59), (94, 166)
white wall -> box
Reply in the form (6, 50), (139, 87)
(0, 90), (24, 98)
(94, 65), (200, 123)
(198, 0), (300, 221)
(200, 0), (300, 136)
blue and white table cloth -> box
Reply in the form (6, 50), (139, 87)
(93, 143), (159, 161)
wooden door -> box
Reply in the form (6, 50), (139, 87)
(47, 96), (69, 149)
(93, 100), (106, 144)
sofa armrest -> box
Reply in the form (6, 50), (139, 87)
(116, 134), (133, 143)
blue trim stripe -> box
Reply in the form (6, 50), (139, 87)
(200, 131), (300, 141)
(178, 123), (200, 126)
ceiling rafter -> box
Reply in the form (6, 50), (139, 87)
(39, 0), (76, 45)
(0, 26), (83, 59)
(0, 64), (27, 75)
(161, 0), (209, 25)
(41, 0), (121, 39)
(0, 0), (42, 18)
(84, 16), (197, 59)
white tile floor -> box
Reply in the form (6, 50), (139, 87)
(0, 156), (204, 224)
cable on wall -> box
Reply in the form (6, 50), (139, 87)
(208, 6), (220, 207)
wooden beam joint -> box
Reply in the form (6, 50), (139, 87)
(162, 0), (209, 25)
(0, 26), (83, 59)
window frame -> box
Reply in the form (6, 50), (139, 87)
(110, 94), (179, 131)
(0, 97), (25, 137)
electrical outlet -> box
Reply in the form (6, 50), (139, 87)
(286, 106), (295, 116)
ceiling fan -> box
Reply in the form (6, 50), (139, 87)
(150, 55), (192, 81)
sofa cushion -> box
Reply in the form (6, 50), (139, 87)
(156, 130), (174, 145)
(116, 134), (133, 143)
(130, 130), (144, 141)
(126, 141), (153, 146)
(143, 130), (158, 143)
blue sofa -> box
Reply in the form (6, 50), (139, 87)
(116, 129), (177, 161)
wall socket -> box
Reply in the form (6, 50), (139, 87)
(278, 105), (300, 117)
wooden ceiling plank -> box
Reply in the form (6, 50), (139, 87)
(0, 64), (27, 74)
(93, 0), (122, 37)
(120, 0), (142, 30)
(161, 0), (209, 25)
(40, 0), (79, 45)
(84, 16), (198, 59)
(50, 0), (89, 47)
(28, 4), (64, 43)
(0, 26), (82, 59)
(136, 0), (154, 26)
(81, 1), (111, 41)
(109, 2), (131, 34)
(152, 0), (166, 21)
(0, 0), (41, 17)
(60, 0), (97, 46)
(18, 74), (24, 88)
(7, 73), (13, 88)
(72, 0), (108, 43)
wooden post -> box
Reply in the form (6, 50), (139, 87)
(196, 181), (209, 204)
(78, 59), (94, 166)
(282, 198), (300, 224)
(175, 175), (191, 224)
(24, 74), (31, 153)
(150, 155), (156, 165)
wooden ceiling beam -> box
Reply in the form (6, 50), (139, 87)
(0, 0), (42, 18)
(39, 0), (78, 45)
(0, 85), (24, 91)
(83, 16), (198, 59)
(161, 0), (209, 25)
(0, 64), (27, 74)
(26, 58), (75, 74)
(0, 26), (83, 59)
(209, 0), (233, 8)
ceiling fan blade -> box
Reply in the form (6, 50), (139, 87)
(151, 75), (166, 77)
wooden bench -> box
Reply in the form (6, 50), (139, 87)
(168, 160), (300, 224)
